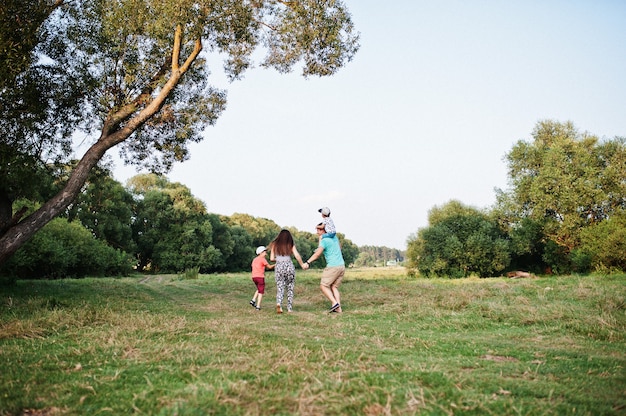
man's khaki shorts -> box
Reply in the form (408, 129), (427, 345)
(320, 265), (345, 288)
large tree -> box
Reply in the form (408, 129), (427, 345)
(502, 120), (626, 255)
(0, 0), (359, 264)
(128, 174), (217, 272)
(0, 0), (84, 236)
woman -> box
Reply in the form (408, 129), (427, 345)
(270, 229), (306, 313)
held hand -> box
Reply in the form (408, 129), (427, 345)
(302, 262), (309, 270)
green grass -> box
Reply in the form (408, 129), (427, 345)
(1, 269), (624, 415)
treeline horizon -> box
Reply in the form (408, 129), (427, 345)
(0, 170), (403, 282)
(2, 121), (624, 281)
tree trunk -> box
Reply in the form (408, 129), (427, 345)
(0, 192), (12, 236)
(0, 139), (110, 264)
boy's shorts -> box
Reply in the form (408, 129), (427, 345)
(320, 266), (345, 288)
(252, 277), (265, 294)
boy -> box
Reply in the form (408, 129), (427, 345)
(250, 246), (274, 310)
(318, 207), (336, 238)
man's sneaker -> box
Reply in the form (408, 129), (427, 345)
(255, 306), (261, 311)
(329, 303), (340, 313)
(276, 304), (283, 314)
(249, 300), (256, 307)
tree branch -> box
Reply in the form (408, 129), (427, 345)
(172, 24), (182, 71)
(102, 30), (203, 149)
(101, 56), (172, 137)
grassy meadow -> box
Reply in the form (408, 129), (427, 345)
(0, 268), (625, 415)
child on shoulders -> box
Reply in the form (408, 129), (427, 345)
(318, 207), (336, 239)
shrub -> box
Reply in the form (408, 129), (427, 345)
(178, 267), (200, 280)
(0, 218), (134, 279)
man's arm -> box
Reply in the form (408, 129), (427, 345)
(306, 246), (324, 267)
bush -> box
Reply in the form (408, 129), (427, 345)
(570, 249), (592, 274)
(0, 218), (134, 279)
(178, 267), (200, 280)
(408, 207), (510, 278)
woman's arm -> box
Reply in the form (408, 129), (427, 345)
(291, 245), (306, 268)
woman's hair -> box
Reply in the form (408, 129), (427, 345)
(272, 229), (294, 256)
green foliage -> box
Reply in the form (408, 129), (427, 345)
(0, 0), (58, 88)
(569, 248), (593, 274)
(52, 0), (358, 172)
(0, 0), (92, 206)
(356, 245), (404, 267)
(0, 218), (133, 279)
(204, 213), (235, 272)
(131, 180), (221, 273)
(178, 266), (200, 280)
(496, 120), (626, 273)
(505, 217), (546, 273)
(225, 213), (281, 247)
(503, 121), (626, 250)
(428, 199), (481, 226)
(224, 225), (255, 272)
(408, 201), (510, 278)
(353, 251), (376, 267)
(0, 145), (58, 206)
(67, 164), (136, 253)
(128, 174), (259, 273)
(262, 0), (360, 77)
(578, 210), (626, 272)
(2, 166), (392, 278)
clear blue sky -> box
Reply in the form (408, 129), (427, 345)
(110, 0), (626, 250)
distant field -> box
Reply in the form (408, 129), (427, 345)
(1, 269), (624, 415)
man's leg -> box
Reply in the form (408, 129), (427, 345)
(320, 284), (337, 305)
(331, 285), (341, 312)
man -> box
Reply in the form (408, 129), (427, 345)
(303, 223), (345, 313)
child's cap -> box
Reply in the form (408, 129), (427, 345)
(318, 207), (331, 216)
(256, 246), (267, 255)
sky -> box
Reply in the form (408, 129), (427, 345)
(108, 0), (626, 250)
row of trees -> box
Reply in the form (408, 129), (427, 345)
(354, 246), (404, 267)
(0, 171), (361, 280)
(407, 121), (626, 278)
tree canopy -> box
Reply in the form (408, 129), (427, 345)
(503, 120), (626, 251)
(408, 120), (626, 277)
(407, 201), (510, 278)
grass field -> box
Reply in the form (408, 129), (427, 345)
(1, 268), (625, 415)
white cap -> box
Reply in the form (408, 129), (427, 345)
(318, 207), (331, 216)
(256, 246), (267, 255)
